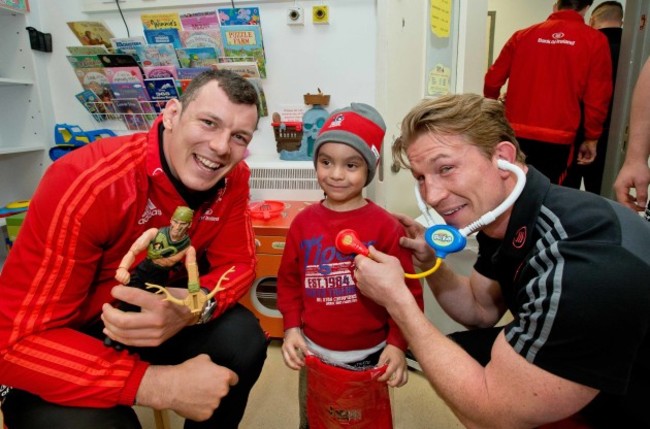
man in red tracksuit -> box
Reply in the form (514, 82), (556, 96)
(0, 70), (267, 428)
(484, 0), (612, 185)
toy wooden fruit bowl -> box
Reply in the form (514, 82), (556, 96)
(303, 89), (330, 106)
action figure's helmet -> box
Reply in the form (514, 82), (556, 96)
(172, 206), (194, 223)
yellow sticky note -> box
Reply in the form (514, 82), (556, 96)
(430, 0), (451, 38)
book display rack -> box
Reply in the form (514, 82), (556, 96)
(68, 7), (268, 132)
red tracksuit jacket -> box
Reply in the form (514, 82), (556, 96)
(0, 116), (256, 407)
(484, 10), (612, 145)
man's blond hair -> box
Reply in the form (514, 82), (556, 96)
(392, 94), (525, 171)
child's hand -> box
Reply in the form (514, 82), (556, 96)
(376, 344), (408, 387)
(281, 327), (309, 370)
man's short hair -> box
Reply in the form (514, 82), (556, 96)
(557, 0), (594, 11)
(591, 1), (624, 23)
(179, 69), (259, 117)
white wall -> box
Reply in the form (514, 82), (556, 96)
(31, 0), (376, 162)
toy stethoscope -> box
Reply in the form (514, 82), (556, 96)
(335, 159), (527, 279)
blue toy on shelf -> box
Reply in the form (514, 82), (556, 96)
(50, 123), (116, 161)
(279, 90), (330, 161)
(0, 200), (29, 219)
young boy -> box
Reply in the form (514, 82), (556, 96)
(277, 103), (424, 427)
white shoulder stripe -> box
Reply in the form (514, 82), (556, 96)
(506, 205), (567, 362)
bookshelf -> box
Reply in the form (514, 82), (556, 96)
(0, 5), (47, 220)
(0, 6), (45, 154)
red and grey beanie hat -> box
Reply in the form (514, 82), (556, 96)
(313, 102), (386, 186)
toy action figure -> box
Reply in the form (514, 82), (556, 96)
(115, 206), (194, 290)
(109, 206), (232, 350)
(107, 206), (195, 349)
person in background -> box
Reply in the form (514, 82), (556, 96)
(277, 103), (424, 428)
(614, 57), (650, 220)
(354, 94), (650, 428)
(484, 0), (612, 185)
(565, 1), (623, 193)
(0, 70), (268, 429)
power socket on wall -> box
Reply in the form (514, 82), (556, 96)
(287, 7), (304, 25)
(312, 5), (329, 25)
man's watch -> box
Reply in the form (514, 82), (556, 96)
(196, 287), (216, 325)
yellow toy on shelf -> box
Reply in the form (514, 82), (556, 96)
(50, 123), (116, 161)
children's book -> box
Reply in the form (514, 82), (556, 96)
(217, 7), (261, 26)
(141, 12), (182, 30)
(179, 29), (223, 55)
(110, 81), (150, 101)
(180, 10), (220, 30)
(248, 78), (268, 118)
(175, 47), (218, 68)
(178, 79), (192, 95)
(98, 53), (141, 69)
(110, 36), (146, 51)
(218, 55), (256, 63)
(74, 67), (108, 91)
(0, 0), (29, 12)
(143, 65), (178, 80)
(104, 66), (145, 84)
(110, 82), (156, 118)
(144, 28), (182, 48)
(217, 61), (260, 79)
(67, 21), (114, 49)
(75, 89), (107, 122)
(67, 55), (104, 70)
(176, 67), (211, 80)
(176, 66), (212, 95)
(220, 25), (266, 78)
(110, 36), (146, 61)
(67, 45), (108, 55)
(73, 68), (115, 115)
(114, 99), (150, 131)
(144, 78), (180, 112)
(111, 82), (155, 114)
(134, 44), (180, 68)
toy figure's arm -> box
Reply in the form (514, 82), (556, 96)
(185, 245), (200, 294)
(115, 227), (159, 284)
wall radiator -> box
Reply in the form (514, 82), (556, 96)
(249, 167), (322, 201)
